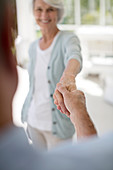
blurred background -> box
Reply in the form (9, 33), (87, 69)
(13, 0), (113, 137)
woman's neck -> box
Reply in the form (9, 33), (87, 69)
(39, 27), (59, 50)
(41, 27), (59, 43)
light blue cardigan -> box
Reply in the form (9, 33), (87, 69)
(21, 31), (82, 139)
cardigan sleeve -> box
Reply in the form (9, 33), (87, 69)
(63, 33), (83, 72)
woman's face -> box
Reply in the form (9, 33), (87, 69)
(33, 0), (58, 30)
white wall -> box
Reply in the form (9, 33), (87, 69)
(16, 0), (36, 68)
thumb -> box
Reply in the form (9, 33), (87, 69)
(57, 83), (68, 96)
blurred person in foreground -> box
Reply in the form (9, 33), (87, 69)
(21, 0), (82, 150)
(0, 0), (113, 170)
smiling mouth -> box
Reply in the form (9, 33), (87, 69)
(41, 20), (51, 24)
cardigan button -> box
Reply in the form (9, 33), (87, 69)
(52, 108), (55, 111)
(48, 80), (51, 84)
(53, 121), (57, 124)
(48, 66), (50, 69)
(50, 94), (53, 97)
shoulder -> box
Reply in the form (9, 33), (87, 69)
(59, 31), (79, 40)
(0, 126), (42, 170)
(58, 31), (80, 46)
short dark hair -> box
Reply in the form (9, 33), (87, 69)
(0, 0), (8, 65)
(0, 0), (17, 69)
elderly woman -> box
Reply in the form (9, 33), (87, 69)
(22, 0), (82, 150)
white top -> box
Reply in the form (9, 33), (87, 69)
(27, 32), (60, 131)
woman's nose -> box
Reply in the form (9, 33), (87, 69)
(41, 10), (49, 19)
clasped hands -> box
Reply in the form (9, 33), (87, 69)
(54, 74), (97, 138)
(53, 73), (85, 119)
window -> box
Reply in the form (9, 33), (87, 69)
(105, 0), (113, 25)
(62, 0), (75, 24)
(60, 0), (113, 61)
(61, 0), (113, 25)
(81, 0), (99, 25)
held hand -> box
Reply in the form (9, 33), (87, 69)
(53, 89), (70, 117)
(56, 83), (86, 124)
(56, 83), (97, 138)
(53, 74), (76, 116)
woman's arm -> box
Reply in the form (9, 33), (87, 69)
(53, 59), (80, 116)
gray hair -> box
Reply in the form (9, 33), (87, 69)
(33, 0), (64, 23)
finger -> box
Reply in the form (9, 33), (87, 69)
(57, 105), (64, 113)
(54, 99), (58, 105)
(57, 105), (61, 110)
(53, 92), (57, 100)
(53, 93), (58, 105)
(67, 82), (77, 92)
(55, 89), (64, 105)
(68, 85), (76, 92)
(55, 90), (70, 115)
(66, 113), (70, 118)
(57, 105), (70, 117)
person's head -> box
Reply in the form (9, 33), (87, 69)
(0, 0), (18, 124)
(33, 0), (64, 30)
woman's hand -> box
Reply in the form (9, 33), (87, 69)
(53, 73), (76, 117)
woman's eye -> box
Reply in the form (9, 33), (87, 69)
(36, 8), (42, 12)
(48, 8), (54, 12)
